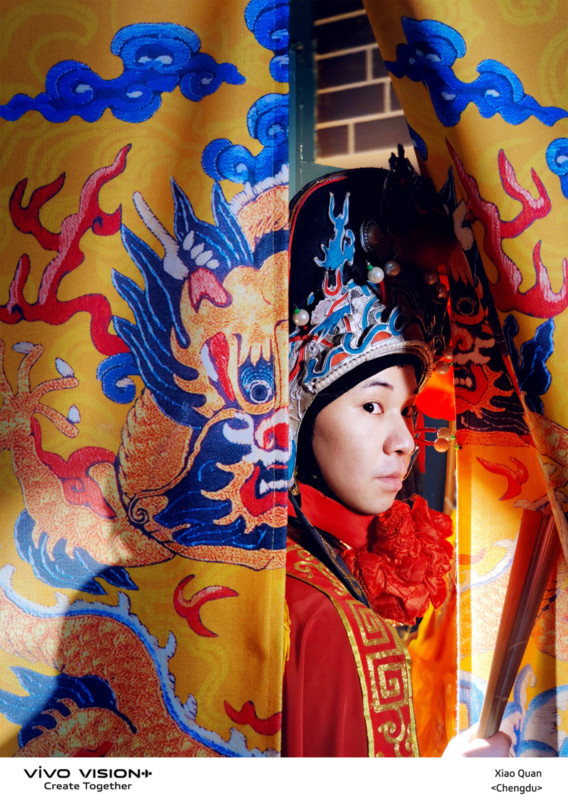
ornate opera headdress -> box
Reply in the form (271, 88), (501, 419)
(288, 147), (456, 481)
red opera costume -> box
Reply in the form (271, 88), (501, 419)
(283, 485), (419, 757)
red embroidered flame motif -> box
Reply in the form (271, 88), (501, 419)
(342, 496), (453, 626)
(31, 419), (116, 518)
(1, 146), (131, 356)
(174, 575), (239, 638)
(448, 141), (568, 318)
(476, 455), (529, 501)
(223, 700), (281, 736)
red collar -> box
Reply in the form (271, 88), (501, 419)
(289, 484), (454, 626)
(289, 482), (374, 549)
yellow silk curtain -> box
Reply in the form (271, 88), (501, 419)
(0, 0), (288, 757)
(365, 0), (568, 757)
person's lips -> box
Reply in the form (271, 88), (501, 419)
(376, 472), (405, 491)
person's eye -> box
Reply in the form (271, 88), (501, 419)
(402, 404), (417, 418)
(362, 402), (382, 414)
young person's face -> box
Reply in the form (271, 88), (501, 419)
(311, 364), (418, 515)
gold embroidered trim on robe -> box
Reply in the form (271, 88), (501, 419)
(287, 540), (419, 757)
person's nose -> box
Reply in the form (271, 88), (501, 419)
(384, 414), (415, 457)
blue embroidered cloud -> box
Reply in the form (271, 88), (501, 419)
(0, 23), (244, 123)
(386, 18), (568, 128)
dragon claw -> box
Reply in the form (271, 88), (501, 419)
(0, 339), (80, 445)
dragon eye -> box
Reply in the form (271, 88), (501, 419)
(239, 358), (274, 404)
(455, 294), (477, 317)
(249, 380), (272, 403)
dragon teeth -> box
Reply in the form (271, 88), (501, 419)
(259, 478), (288, 495)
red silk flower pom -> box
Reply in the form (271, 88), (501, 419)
(341, 496), (453, 626)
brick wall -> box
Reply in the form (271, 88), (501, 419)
(312, 0), (413, 168)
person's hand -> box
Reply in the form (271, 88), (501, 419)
(442, 724), (512, 757)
